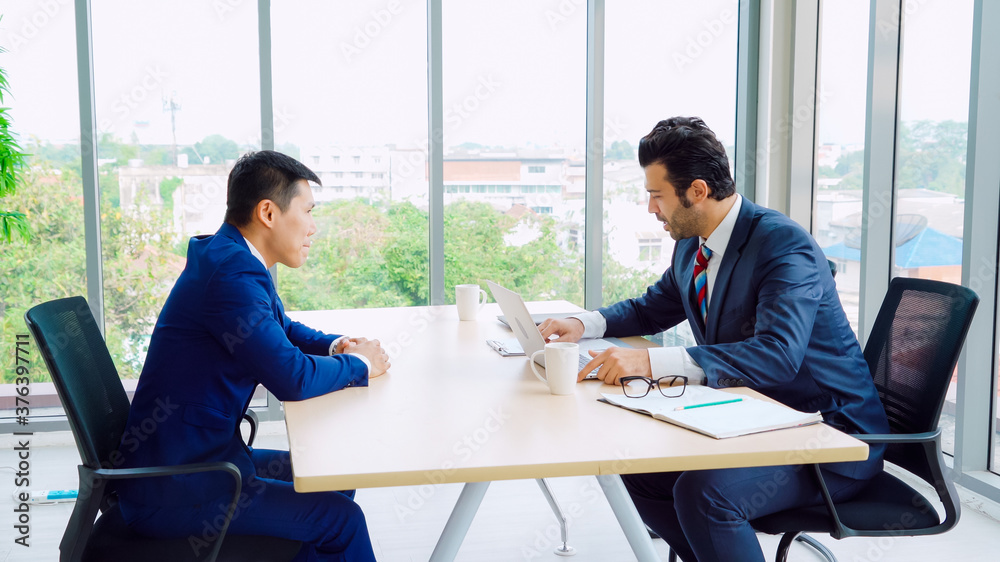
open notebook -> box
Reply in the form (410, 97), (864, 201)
(600, 385), (823, 439)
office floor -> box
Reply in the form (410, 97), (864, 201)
(2, 422), (999, 562)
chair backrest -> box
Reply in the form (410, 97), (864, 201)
(863, 278), (978, 470)
(24, 297), (130, 469)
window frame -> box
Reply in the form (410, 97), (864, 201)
(20, 3), (999, 511)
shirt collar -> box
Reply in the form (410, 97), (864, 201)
(700, 193), (743, 258)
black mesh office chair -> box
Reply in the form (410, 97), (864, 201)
(750, 277), (979, 561)
(664, 278), (978, 562)
(25, 296), (302, 562)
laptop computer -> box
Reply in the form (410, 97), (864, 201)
(496, 312), (577, 329)
(486, 280), (626, 379)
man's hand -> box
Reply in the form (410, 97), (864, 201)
(538, 318), (585, 343)
(578, 348), (652, 385)
(344, 339), (390, 378)
(335, 336), (368, 355)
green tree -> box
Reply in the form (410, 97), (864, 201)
(192, 134), (240, 165)
(280, 199), (414, 310)
(98, 132), (138, 163)
(279, 198), (653, 313)
(831, 149), (865, 190)
(159, 176), (183, 210)
(275, 142), (300, 161)
(896, 120), (967, 195)
(1, 159), (179, 382)
(606, 140), (635, 160)
(0, 47), (29, 243)
(826, 120), (968, 194)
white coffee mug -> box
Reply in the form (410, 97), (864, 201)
(456, 284), (487, 320)
(530, 342), (579, 396)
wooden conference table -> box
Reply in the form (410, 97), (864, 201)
(284, 302), (869, 561)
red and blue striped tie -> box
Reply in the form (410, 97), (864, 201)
(694, 244), (712, 322)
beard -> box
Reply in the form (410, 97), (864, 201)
(657, 202), (700, 241)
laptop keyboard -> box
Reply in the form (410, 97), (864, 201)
(579, 354), (600, 378)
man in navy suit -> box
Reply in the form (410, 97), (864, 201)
(117, 151), (389, 561)
(541, 117), (889, 561)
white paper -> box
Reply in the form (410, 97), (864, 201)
(601, 386), (822, 439)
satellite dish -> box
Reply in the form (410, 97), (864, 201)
(843, 213), (927, 249)
(894, 214), (928, 245)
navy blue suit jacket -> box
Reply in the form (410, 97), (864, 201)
(600, 198), (889, 479)
(117, 223), (368, 509)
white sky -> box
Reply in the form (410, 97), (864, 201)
(0, 0), (974, 152)
(817, 0), (975, 146)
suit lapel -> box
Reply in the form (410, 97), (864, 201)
(705, 199), (755, 343)
(674, 238), (706, 339)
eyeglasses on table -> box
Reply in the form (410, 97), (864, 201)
(619, 375), (689, 398)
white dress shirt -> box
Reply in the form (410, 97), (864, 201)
(242, 236), (372, 374)
(573, 194), (744, 384)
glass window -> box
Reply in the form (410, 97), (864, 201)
(90, 1), (260, 409)
(273, 0), (429, 309)
(604, 0), (738, 347)
(441, 0), (586, 304)
(891, 0), (974, 458)
(812, 0), (869, 336)
(0, 2), (84, 420)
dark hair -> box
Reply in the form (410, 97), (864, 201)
(224, 150), (321, 227)
(637, 116), (735, 200)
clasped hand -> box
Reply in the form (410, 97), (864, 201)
(537, 318), (652, 385)
(338, 337), (390, 377)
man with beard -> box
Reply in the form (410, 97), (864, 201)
(540, 117), (888, 561)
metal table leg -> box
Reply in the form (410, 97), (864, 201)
(429, 481), (491, 562)
(536, 478), (576, 556)
(596, 474), (661, 562)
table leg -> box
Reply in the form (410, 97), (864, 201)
(596, 474), (661, 562)
(429, 481), (491, 562)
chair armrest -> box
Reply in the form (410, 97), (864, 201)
(82, 461), (242, 562)
(809, 426), (957, 539)
(242, 409), (259, 447)
(92, 461), (241, 482)
(854, 428), (940, 445)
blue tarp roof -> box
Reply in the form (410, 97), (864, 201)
(823, 227), (963, 268)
